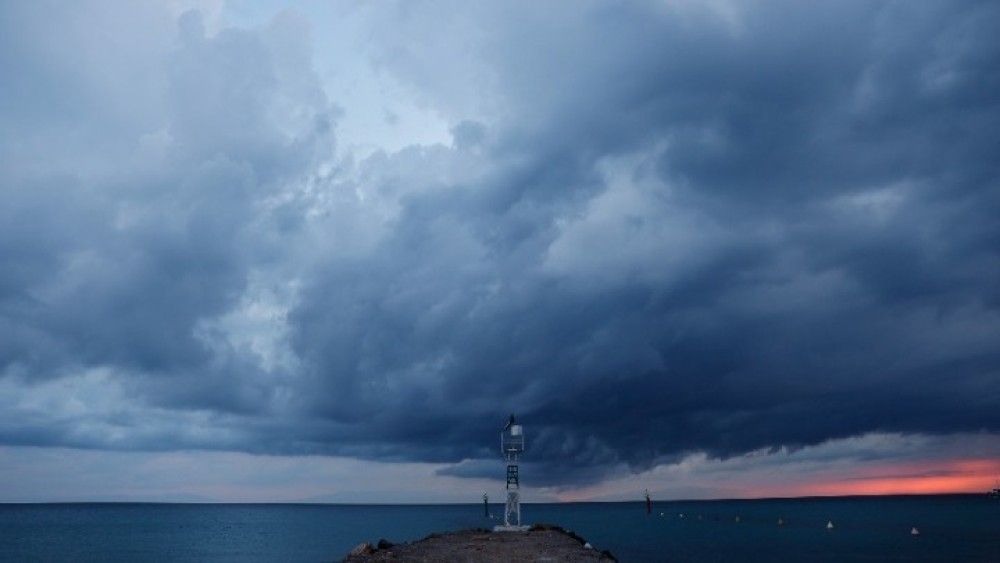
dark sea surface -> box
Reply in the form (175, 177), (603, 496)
(1, 495), (997, 562)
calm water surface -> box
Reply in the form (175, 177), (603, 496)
(1, 495), (997, 561)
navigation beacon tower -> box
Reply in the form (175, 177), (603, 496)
(498, 414), (526, 530)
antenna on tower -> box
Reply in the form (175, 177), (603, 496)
(495, 414), (527, 531)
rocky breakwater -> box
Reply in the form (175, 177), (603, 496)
(342, 523), (617, 562)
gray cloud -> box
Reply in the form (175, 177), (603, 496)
(0, 0), (998, 488)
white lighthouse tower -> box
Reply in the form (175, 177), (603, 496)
(496, 414), (528, 531)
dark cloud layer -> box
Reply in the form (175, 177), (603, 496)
(1, 1), (998, 487)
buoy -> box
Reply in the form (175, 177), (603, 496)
(827, 521), (834, 530)
(734, 516), (740, 523)
(777, 517), (784, 526)
(659, 512), (664, 517)
(911, 527), (920, 536)
(679, 513), (685, 518)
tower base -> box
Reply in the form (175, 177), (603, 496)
(492, 524), (530, 532)
(504, 488), (521, 527)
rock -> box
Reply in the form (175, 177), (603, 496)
(342, 527), (614, 561)
(349, 542), (374, 556)
(376, 539), (394, 550)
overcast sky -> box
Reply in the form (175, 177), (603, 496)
(1, 0), (999, 503)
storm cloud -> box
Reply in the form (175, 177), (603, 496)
(1, 0), (998, 489)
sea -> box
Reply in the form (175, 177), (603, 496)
(0, 495), (997, 561)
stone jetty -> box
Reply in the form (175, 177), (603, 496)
(342, 523), (616, 562)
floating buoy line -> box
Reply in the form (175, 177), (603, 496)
(651, 505), (924, 536)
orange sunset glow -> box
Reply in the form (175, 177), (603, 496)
(744, 458), (1000, 498)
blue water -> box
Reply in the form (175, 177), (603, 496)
(0, 495), (997, 561)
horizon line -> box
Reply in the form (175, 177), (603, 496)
(0, 491), (987, 506)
